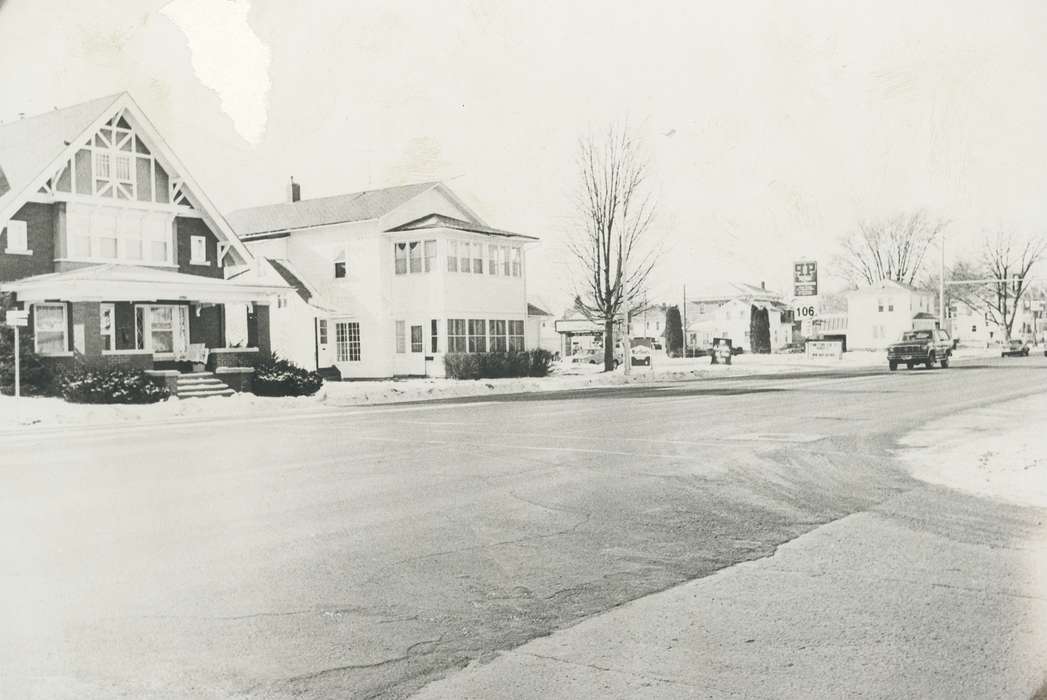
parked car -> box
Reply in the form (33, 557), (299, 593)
(571, 348), (602, 364)
(886, 328), (953, 370)
(1001, 339), (1031, 357)
(630, 344), (652, 366)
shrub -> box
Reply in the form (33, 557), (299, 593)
(253, 354), (324, 397)
(444, 350), (553, 379)
(59, 368), (170, 404)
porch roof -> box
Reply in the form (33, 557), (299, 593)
(1, 264), (291, 304)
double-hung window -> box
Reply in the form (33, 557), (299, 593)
(100, 303), (115, 351)
(190, 235), (208, 264)
(318, 319), (329, 345)
(447, 241), (459, 272)
(430, 319), (439, 353)
(395, 320), (406, 353)
(489, 319), (507, 352)
(3, 220), (28, 254)
(472, 243), (483, 274)
(459, 242), (471, 273)
(395, 243), (408, 275)
(447, 319), (467, 353)
(424, 240), (436, 272)
(410, 325), (423, 353)
(409, 241), (422, 273)
(511, 247), (522, 277)
(502, 246), (511, 276)
(467, 319), (487, 353)
(33, 303), (68, 354)
(508, 320), (525, 351)
(488, 245), (498, 275)
(134, 304), (189, 354)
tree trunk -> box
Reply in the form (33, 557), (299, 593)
(603, 319), (615, 371)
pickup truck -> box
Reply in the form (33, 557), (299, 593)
(886, 329), (953, 370)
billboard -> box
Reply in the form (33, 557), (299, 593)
(793, 260), (818, 297)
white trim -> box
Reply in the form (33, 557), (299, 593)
(32, 302), (69, 355)
(101, 348), (152, 356)
(4, 249), (33, 256)
(26, 191), (204, 218)
(54, 258), (179, 270)
(37, 351), (74, 358)
(208, 347), (259, 354)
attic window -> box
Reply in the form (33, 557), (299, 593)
(334, 261), (347, 279)
(4, 220), (29, 254)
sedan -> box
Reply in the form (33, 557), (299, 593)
(1001, 339), (1031, 357)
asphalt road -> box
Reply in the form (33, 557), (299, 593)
(2, 355), (1046, 699)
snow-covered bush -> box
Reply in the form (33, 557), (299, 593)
(59, 368), (170, 404)
(444, 350), (553, 379)
(253, 354), (323, 397)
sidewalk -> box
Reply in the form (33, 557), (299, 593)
(412, 392), (1047, 699)
(0, 346), (999, 432)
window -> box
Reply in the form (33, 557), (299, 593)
(100, 303), (115, 351)
(447, 318), (467, 353)
(395, 320), (406, 353)
(472, 242), (483, 274)
(447, 241), (459, 272)
(430, 319), (439, 353)
(318, 319), (328, 345)
(336, 321), (361, 362)
(511, 247), (522, 277)
(888, 302), (894, 312)
(134, 304), (189, 353)
(3, 220), (28, 253)
(424, 240), (436, 273)
(395, 242), (408, 275)
(877, 298), (884, 313)
(334, 261), (347, 279)
(508, 320), (525, 351)
(459, 242), (471, 273)
(409, 242), (422, 273)
(33, 303), (67, 354)
(410, 324), (423, 353)
(468, 319), (487, 352)
(502, 246), (510, 276)
(489, 319), (507, 351)
(489, 245), (498, 275)
(190, 235), (208, 264)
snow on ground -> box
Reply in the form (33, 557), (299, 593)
(899, 392), (1047, 510)
(0, 346), (1000, 432)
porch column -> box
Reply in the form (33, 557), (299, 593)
(254, 304), (271, 356)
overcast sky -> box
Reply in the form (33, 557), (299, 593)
(2, 0), (1046, 310)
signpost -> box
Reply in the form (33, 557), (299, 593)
(5, 310), (29, 398)
(792, 260), (819, 338)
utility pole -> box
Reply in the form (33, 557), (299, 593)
(13, 325), (20, 398)
(939, 227), (946, 331)
(682, 284), (688, 355)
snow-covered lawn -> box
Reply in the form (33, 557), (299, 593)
(0, 346), (1003, 432)
(899, 392), (1047, 509)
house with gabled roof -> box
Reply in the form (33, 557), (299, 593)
(228, 180), (538, 377)
(0, 93), (289, 395)
(844, 279), (938, 350)
(685, 282), (792, 353)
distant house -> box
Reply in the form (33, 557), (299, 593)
(685, 282), (791, 353)
(229, 181), (537, 377)
(844, 279), (937, 350)
(525, 301), (557, 352)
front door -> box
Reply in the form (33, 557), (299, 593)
(316, 318), (333, 368)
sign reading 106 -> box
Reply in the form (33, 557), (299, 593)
(793, 303), (818, 319)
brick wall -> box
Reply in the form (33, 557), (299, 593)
(175, 217), (223, 278)
(0, 202), (57, 282)
(208, 349), (260, 370)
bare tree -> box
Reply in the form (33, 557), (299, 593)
(975, 231), (1046, 341)
(568, 124), (657, 371)
(834, 211), (947, 287)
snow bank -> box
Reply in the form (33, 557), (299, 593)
(898, 392), (1047, 509)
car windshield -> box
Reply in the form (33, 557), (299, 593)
(901, 331), (932, 341)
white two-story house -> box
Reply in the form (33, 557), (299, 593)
(228, 181), (537, 378)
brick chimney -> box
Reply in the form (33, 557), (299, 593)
(287, 177), (301, 203)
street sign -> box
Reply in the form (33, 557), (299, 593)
(793, 260), (818, 297)
(806, 340), (842, 360)
(5, 309), (28, 327)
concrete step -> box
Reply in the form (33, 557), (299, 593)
(178, 386), (235, 398)
(177, 377), (227, 387)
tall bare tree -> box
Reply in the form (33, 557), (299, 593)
(834, 210), (947, 287)
(975, 231), (1046, 341)
(568, 125), (657, 370)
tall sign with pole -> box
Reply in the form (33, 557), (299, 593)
(5, 310), (29, 398)
(792, 260), (819, 338)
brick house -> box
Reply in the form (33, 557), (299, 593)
(0, 93), (289, 395)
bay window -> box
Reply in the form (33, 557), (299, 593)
(33, 303), (68, 354)
(424, 240), (436, 272)
(409, 242), (422, 273)
(472, 243), (483, 274)
(447, 241), (458, 272)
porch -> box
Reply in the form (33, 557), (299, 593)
(1, 264), (290, 388)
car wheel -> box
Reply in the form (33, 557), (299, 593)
(940, 356), (949, 369)
(925, 352), (936, 369)
(889, 360), (898, 371)
(906, 363), (914, 370)
(1001, 352), (1006, 358)
(1024, 349), (1030, 357)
